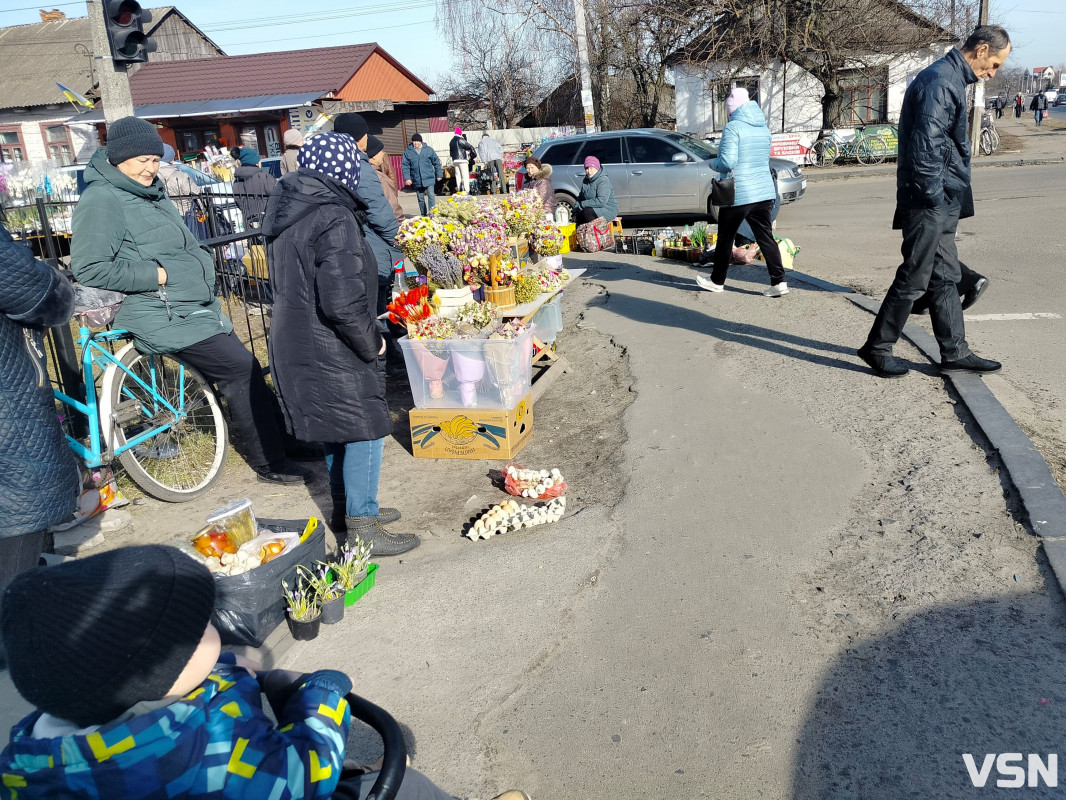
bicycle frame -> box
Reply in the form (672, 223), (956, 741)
(54, 327), (186, 468)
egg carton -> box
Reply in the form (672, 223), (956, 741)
(465, 496), (567, 541)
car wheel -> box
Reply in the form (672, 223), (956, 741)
(707, 196), (720, 222)
(554, 193), (575, 224)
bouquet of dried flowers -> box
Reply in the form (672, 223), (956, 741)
(454, 300), (498, 331)
(411, 315), (458, 356)
(489, 319), (528, 340)
(430, 195), (482, 225)
(387, 285), (434, 327)
(447, 216), (507, 262)
(396, 216), (448, 262)
(513, 273), (541, 305)
(530, 222), (565, 256)
(496, 190), (544, 238)
(420, 244), (466, 289)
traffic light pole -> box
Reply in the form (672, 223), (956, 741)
(86, 0), (134, 123)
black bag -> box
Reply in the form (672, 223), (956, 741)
(711, 176), (735, 207)
(212, 518), (326, 647)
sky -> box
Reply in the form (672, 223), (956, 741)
(0, 0), (1062, 90)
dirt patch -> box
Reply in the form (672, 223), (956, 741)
(79, 278), (635, 556)
(997, 130), (1025, 152)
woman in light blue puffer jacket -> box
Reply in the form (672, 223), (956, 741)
(696, 88), (788, 297)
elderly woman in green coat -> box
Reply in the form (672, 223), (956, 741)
(70, 117), (308, 485)
(573, 155), (618, 224)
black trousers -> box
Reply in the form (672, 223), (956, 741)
(864, 203), (969, 360)
(911, 261), (981, 314)
(0, 530), (44, 596)
(711, 199), (786, 286)
(176, 332), (285, 470)
(575, 207), (599, 224)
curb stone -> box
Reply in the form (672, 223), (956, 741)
(788, 269), (1066, 594)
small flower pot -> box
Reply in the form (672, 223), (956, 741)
(320, 595), (345, 625)
(287, 613), (321, 641)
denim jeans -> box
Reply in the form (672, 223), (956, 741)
(324, 438), (385, 518)
(864, 202), (970, 361)
(416, 185), (436, 215)
(1035, 109), (1043, 126)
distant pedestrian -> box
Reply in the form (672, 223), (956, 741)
(1030, 91), (1048, 126)
(232, 147), (276, 229)
(449, 127), (477, 193)
(157, 143), (201, 218)
(995, 95), (1005, 118)
(280, 128), (303, 174)
(694, 87), (788, 297)
(401, 133), (443, 215)
(478, 133), (506, 193)
(857, 26), (1010, 379)
(1014, 93), (1023, 117)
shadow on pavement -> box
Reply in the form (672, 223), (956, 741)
(580, 259), (869, 374)
(792, 592), (1066, 798)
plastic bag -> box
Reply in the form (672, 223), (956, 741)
(503, 462), (567, 499)
(211, 519), (325, 647)
(576, 217), (613, 253)
(731, 243), (759, 265)
(774, 236), (800, 270)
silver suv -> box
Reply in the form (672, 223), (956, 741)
(530, 128), (805, 222)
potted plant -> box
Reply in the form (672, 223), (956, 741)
(300, 563), (345, 625)
(282, 578), (321, 641)
(333, 536), (375, 606)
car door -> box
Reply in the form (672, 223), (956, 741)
(624, 134), (700, 214)
(574, 136), (630, 214)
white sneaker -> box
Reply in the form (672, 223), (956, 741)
(696, 275), (725, 293)
(763, 283), (789, 297)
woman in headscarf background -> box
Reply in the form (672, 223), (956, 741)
(280, 128), (304, 174)
(695, 87), (789, 297)
(262, 132), (419, 556)
(572, 155), (617, 224)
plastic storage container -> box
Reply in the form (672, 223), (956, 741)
(399, 325), (535, 410)
(530, 295), (562, 345)
(205, 499), (257, 548)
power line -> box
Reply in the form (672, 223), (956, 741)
(214, 18), (434, 48)
(203, 1), (436, 31)
(0, 2), (83, 12)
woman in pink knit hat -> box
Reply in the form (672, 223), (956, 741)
(449, 127), (478, 193)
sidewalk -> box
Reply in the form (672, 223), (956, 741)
(805, 110), (1066, 182)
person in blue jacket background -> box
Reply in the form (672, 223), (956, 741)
(401, 134), (442, 215)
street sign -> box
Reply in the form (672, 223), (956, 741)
(321, 99), (394, 115)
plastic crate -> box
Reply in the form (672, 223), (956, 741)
(344, 562), (378, 606)
(399, 325), (535, 410)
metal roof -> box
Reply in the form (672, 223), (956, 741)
(65, 92), (323, 123)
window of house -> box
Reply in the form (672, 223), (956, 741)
(838, 70), (888, 124)
(42, 125), (74, 165)
(714, 77), (760, 129)
(0, 127), (26, 163)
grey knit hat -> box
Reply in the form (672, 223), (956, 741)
(1, 545), (217, 727)
(106, 116), (164, 165)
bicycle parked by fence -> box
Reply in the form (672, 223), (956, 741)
(980, 111), (1000, 156)
(809, 123), (893, 167)
(53, 312), (229, 502)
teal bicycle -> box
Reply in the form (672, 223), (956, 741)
(53, 324), (229, 502)
(809, 123), (891, 167)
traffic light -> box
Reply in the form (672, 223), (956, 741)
(104, 0), (156, 64)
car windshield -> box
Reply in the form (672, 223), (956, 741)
(663, 132), (716, 160)
(175, 163), (222, 187)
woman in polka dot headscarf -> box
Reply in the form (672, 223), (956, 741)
(262, 132), (420, 557)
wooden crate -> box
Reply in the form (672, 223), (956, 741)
(409, 394), (533, 459)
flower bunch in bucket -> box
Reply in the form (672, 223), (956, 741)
(530, 222), (565, 256)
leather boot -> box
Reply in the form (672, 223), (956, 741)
(345, 516), (420, 556)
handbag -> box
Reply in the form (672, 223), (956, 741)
(576, 217), (614, 253)
(1043, 110), (1049, 119)
(711, 176), (735, 207)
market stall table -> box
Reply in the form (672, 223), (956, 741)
(500, 267), (585, 402)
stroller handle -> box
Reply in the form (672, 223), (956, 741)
(345, 691), (408, 800)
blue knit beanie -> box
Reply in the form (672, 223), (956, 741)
(238, 148), (261, 166)
(297, 132), (361, 193)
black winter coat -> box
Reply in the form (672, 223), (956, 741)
(449, 135), (476, 162)
(1030, 94), (1048, 111)
(895, 48), (977, 217)
(262, 170), (390, 444)
(233, 165), (277, 229)
(0, 223), (80, 537)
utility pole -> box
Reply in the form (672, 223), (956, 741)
(86, 0), (134, 123)
(967, 0), (990, 149)
(572, 0), (597, 132)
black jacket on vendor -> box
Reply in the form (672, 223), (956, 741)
(262, 170), (390, 445)
(1030, 93), (1048, 112)
(449, 135), (477, 162)
(894, 48), (977, 222)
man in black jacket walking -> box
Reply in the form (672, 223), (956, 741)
(858, 26), (1010, 379)
(1030, 91), (1049, 126)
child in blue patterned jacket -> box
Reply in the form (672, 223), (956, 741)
(0, 545), (354, 799)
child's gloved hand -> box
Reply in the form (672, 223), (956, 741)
(258, 669), (352, 719)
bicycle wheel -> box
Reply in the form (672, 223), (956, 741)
(980, 128), (994, 156)
(810, 139), (838, 167)
(990, 127), (1000, 152)
(856, 135), (889, 165)
(110, 349), (228, 502)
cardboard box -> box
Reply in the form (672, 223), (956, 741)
(409, 394), (533, 459)
(507, 235), (529, 264)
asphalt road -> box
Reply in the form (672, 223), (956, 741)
(777, 162), (1066, 467)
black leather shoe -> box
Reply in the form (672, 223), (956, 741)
(940, 353), (1001, 374)
(857, 345), (909, 378)
(960, 276), (990, 311)
(255, 460), (314, 485)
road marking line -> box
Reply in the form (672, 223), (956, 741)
(964, 313), (1062, 321)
